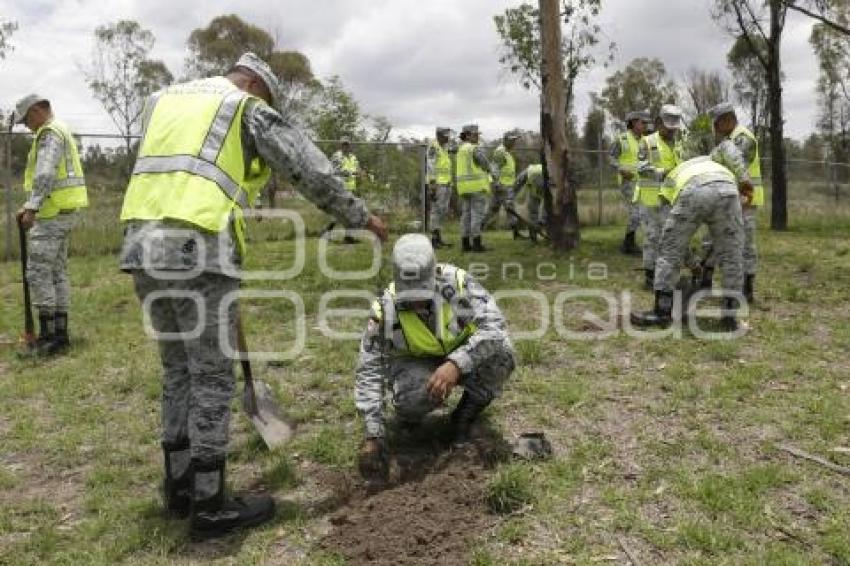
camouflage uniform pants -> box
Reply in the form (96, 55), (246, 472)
(527, 193), (547, 225)
(390, 351), (514, 424)
(460, 192), (488, 238)
(620, 181), (641, 233)
(702, 206), (758, 275)
(655, 181), (744, 293)
(641, 204), (670, 270)
(429, 183), (452, 231)
(486, 183), (517, 227)
(26, 214), (76, 313)
(132, 271), (239, 462)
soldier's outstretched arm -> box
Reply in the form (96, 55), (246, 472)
(608, 139), (622, 170)
(447, 277), (515, 377)
(355, 305), (390, 439)
(711, 139), (751, 184)
(245, 102), (369, 229)
(23, 131), (63, 211)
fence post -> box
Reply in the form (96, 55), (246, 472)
(4, 133), (12, 262)
(596, 133), (603, 226)
(419, 144), (429, 231)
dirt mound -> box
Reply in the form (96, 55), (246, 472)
(320, 424), (509, 565)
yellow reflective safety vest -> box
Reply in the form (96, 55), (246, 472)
(427, 140), (451, 185)
(524, 163), (545, 198)
(371, 268), (477, 358)
(617, 130), (641, 185)
(730, 125), (764, 206)
(120, 77), (271, 256)
(660, 157), (735, 204)
(493, 144), (516, 186)
(24, 119), (88, 220)
(339, 152), (359, 191)
(456, 142), (491, 195)
(635, 132), (683, 207)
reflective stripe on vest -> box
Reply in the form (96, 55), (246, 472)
(428, 140), (451, 185)
(731, 125), (764, 206)
(120, 77), (271, 256)
(660, 157), (734, 204)
(456, 142), (490, 195)
(636, 132), (681, 207)
(617, 130), (640, 185)
(494, 144), (516, 186)
(372, 268), (477, 358)
(23, 119), (88, 220)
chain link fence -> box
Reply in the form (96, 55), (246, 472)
(2, 132), (849, 262)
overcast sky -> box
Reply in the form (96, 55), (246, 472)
(0, 0), (820, 142)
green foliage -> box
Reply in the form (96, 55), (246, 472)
(83, 20), (172, 155)
(307, 76), (363, 142)
(185, 14), (275, 78)
(493, 0), (613, 111)
(727, 33), (770, 132)
(595, 57), (678, 124)
(0, 18), (17, 60)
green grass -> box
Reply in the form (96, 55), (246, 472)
(0, 193), (849, 564)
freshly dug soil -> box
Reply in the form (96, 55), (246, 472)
(320, 424), (509, 565)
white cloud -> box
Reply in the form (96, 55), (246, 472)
(0, 0), (819, 142)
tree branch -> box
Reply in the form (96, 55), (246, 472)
(783, 0), (850, 35)
(732, 2), (771, 70)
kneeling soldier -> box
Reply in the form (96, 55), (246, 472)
(631, 157), (745, 331)
(356, 234), (516, 482)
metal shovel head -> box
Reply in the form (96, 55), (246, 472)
(242, 379), (295, 449)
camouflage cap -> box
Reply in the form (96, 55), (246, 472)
(708, 102), (736, 123)
(436, 126), (451, 136)
(233, 52), (281, 109)
(625, 111), (643, 124)
(660, 104), (684, 129)
(503, 130), (521, 141)
(13, 94), (49, 124)
(392, 233), (437, 296)
(461, 124), (479, 135)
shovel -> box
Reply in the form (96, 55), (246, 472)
(18, 223), (37, 347)
(235, 310), (294, 449)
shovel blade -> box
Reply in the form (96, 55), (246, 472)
(243, 379), (295, 449)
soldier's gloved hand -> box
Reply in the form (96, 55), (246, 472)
(428, 183), (437, 202)
(358, 438), (389, 487)
(365, 214), (389, 242)
(620, 170), (634, 181)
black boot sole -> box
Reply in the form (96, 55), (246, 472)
(189, 499), (276, 540)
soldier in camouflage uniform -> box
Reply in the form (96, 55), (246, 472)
(487, 131), (521, 238)
(456, 124), (494, 252)
(426, 127), (454, 248)
(356, 234), (515, 483)
(513, 163), (547, 243)
(119, 53), (388, 538)
(14, 94), (88, 357)
(631, 156), (744, 331)
(701, 102), (761, 302)
(609, 111), (648, 255)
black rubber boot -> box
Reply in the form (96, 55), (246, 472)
(20, 311), (58, 358)
(743, 274), (755, 304)
(162, 439), (191, 518)
(512, 226), (527, 240)
(644, 269), (654, 290)
(450, 392), (489, 446)
(630, 290), (674, 328)
(461, 237), (472, 252)
(53, 311), (70, 352)
(620, 231), (640, 255)
(720, 296), (739, 332)
(472, 236), (488, 253)
(431, 230), (443, 249)
(700, 267), (714, 290)
(189, 458), (275, 540)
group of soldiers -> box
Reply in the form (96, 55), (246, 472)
(609, 103), (763, 329)
(12, 47), (760, 541)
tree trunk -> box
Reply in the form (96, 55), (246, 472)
(768, 0), (788, 230)
(539, 0), (579, 251)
